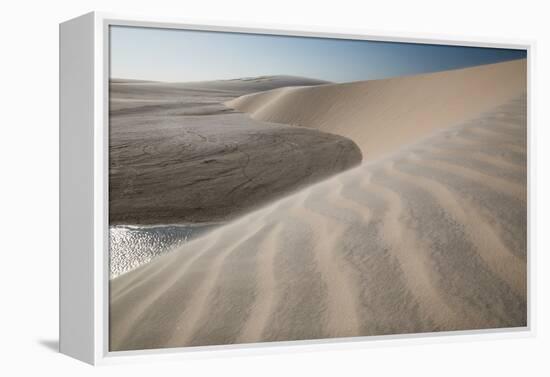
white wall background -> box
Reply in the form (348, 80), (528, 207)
(1, 0), (548, 375)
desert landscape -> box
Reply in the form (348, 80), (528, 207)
(109, 55), (527, 351)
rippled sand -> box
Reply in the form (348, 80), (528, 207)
(110, 94), (527, 351)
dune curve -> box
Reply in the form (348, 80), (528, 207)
(227, 59), (526, 160)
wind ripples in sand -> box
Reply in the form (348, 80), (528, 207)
(110, 94), (527, 351)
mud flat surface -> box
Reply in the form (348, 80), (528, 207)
(109, 76), (361, 225)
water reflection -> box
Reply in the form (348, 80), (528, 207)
(109, 223), (219, 279)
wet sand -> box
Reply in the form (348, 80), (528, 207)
(109, 76), (361, 224)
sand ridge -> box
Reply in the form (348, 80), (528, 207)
(227, 59), (526, 160)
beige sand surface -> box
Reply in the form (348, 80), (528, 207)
(227, 59), (526, 160)
(110, 93), (527, 351)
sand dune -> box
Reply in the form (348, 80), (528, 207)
(227, 59), (526, 160)
(110, 94), (527, 351)
(110, 75), (330, 111)
(173, 75), (330, 93)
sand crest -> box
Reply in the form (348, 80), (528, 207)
(227, 59), (526, 160)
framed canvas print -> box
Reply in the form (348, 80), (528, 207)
(59, 12), (533, 365)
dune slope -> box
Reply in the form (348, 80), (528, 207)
(110, 94), (527, 351)
(227, 59), (526, 160)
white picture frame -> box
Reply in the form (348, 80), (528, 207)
(59, 11), (535, 365)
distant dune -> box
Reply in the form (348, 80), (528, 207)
(110, 75), (330, 107)
(227, 59), (526, 160)
(110, 93), (526, 351)
(174, 75), (330, 94)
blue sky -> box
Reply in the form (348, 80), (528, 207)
(110, 26), (526, 83)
